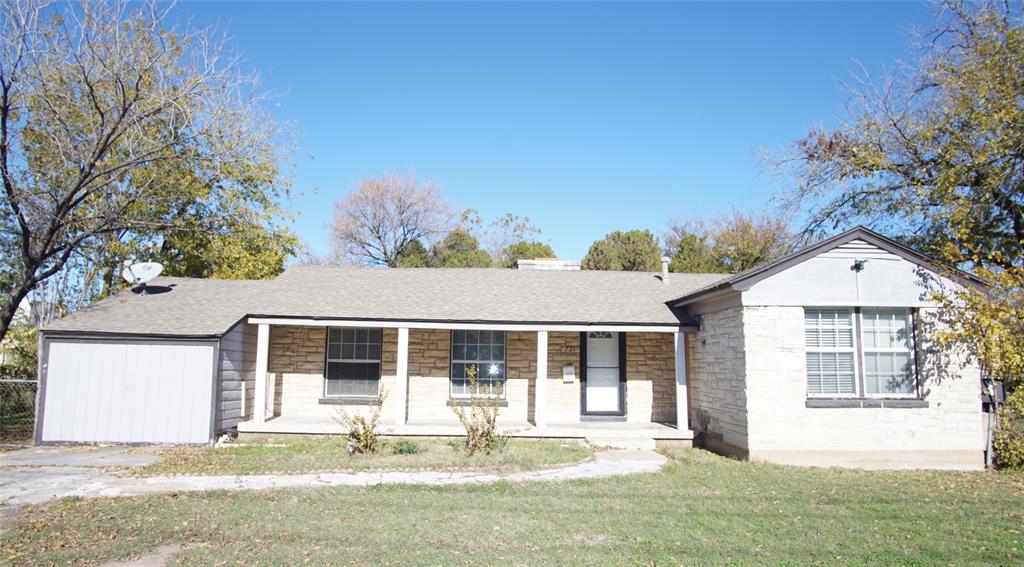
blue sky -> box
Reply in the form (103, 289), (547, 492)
(180, 1), (933, 261)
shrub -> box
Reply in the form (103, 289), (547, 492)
(449, 365), (507, 454)
(995, 388), (1024, 470)
(334, 391), (387, 454)
(391, 440), (423, 455)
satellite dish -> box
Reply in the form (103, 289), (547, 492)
(122, 261), (163, 287)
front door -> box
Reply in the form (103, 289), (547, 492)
(584, 331), (622, 414)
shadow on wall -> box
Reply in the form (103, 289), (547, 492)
(914, 267), (975, 394)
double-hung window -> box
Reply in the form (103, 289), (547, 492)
(325, 327), (382, 398)
(451, 330), (506, 397)
(804, 307), (917, 398)
(860, 308), (916, 396)
(805, 309), (857, 396)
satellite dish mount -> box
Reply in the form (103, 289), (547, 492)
(122, 260), (163, 295)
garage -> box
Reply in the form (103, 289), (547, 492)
(37, 338), (217, 444)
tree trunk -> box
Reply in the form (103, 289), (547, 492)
(0, 276), (35, 344)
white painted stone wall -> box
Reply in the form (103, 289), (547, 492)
(686, 306), (749, 454)
(742, 306), (984, 467)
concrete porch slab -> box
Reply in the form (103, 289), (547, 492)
(236, 416), (693, 441)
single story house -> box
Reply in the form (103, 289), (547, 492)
(34, 227), (986, 469)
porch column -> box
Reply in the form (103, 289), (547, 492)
(253, 323), (270, 424)
(674, 331), (690, 431)
(535, 330), (548, 429)
(395, 327), (409, 426)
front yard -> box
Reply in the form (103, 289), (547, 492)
(4, 446), (1023, 566)
(131, 436), (592, 476)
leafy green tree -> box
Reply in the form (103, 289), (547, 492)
(0, 1), (290, 341)
(776, 1), (1024, 390)
(666, 232), (724, 273)
(0, 309), (35, 382)
(582, 230), (661, 271)
(160, 220), (299, 280)
(500, 241), (557, 269)
(396, 239), (430, 268)
(428, 229), (492, 268)
(667, 212), (794, 274)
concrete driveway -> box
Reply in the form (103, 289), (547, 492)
(0, 446), (162, 529)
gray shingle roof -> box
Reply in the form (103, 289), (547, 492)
(43, 266), (729, 337)
(44, 277), (268, 337)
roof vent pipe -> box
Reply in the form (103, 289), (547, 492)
(660, 256), (670, 284)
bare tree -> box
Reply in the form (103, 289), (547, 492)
(0, 0), (282, 341)
(329, 173), (453, 266)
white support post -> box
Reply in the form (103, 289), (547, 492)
(674, 331), (690, 431)
(395, 327), (409, 426)
(535, 330), (548, 429)
(254, 323), (270, 424)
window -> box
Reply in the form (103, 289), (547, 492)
(451, 330), (506, 396)
(861, 308), (916, 395)
(804, 308), (917, 398)
(325, 328), (382, 398)
(805, 309), (857, 395)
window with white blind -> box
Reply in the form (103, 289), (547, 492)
(805, 309), (857, 395)
(804, 307), (917, 398)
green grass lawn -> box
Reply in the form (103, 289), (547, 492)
(131, 436), (592, 476)
(5, 446), (1023, 566)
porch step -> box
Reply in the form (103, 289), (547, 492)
(585, 436), (657, 451)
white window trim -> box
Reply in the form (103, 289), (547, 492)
(450, 330), (507, 399)
(324, 327), (383, 399)
(804, 307), (920, 399)
(860, 308), (918, 399)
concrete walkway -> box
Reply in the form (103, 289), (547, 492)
(1, 446), (666, 527)
(67, 449), (666, 498)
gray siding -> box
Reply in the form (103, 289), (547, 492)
(216, 322), (257, 432)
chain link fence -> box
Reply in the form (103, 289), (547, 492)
(0, 379), (37, 444)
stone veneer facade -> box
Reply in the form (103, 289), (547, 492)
(686, 306), (748, 456)
(625, 333), (677, 424)
(266, 326), (679, 426)
(742, 306), (983, 468)
(685, 304), (984, 468)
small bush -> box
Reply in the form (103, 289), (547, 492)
(449, 365), (507, 454)
(334, 392), (387, 454)
(995, 388), (1024, 470)
(391, 440), (423, 455)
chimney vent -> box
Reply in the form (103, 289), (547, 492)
(660, 256), (671, 283)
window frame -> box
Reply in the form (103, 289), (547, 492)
(449, 329), (507, 399)
(804, 308), (859, 398)
(323, 327), (383, 399)
(803, 307), (920, 400)
(859, 307), (919, 399)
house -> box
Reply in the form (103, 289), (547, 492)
(33, 227), (986, 469)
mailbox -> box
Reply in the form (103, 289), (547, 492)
(562, 363), (575, 383)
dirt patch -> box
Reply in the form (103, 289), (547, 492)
(98, 544), (193, 567)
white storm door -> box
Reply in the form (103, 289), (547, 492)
(585, 332), (621, 413)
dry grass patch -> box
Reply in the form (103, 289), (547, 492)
(132, 436), (592, 476)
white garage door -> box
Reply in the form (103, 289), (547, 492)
(40, 339), (216, 444)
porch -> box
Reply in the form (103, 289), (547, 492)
(233, 317), (695, 440)
(236, 415), (692, 441)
